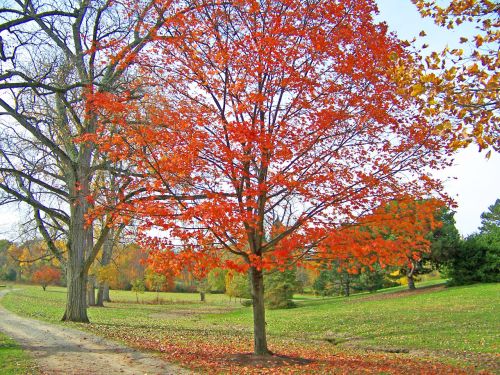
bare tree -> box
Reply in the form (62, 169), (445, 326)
(0, 0), (169, 322)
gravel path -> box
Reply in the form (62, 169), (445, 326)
(0, 290), (190, 375)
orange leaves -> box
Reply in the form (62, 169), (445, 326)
(317, 198), (445, 272)
(224, 260), (249, 273)
(149, 247), (212, 279)
(91, 0), (452, 301)
(32, 265), (61, 289)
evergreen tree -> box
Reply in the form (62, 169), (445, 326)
(447, 198), (500, 285)
(264, 269), (297, 309)
(427, 208), (461, 270)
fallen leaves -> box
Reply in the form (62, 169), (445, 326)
(87, 321), (474, 374)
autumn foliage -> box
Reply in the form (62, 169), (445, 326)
(32, 265), (61, 291)
(92, 0), (450, 269)
(411, 0), (499, 152)
(91, 320), (471, 375)
(317, 199), (444, 273)
(89, 0), (452, 355)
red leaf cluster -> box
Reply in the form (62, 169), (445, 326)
(32, 265), (61, 289)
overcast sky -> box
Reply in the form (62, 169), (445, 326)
(0, 1), (498, 239)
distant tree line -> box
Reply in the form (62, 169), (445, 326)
(1, 199), (498, 307)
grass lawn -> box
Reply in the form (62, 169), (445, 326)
(1, 281), (498, 374)
(0, 331), (38, 375)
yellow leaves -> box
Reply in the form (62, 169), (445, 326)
(410, 83), (425, 97)
(444, 67), (457, 81)
(389, 51), (398, 61)
(435, 120), (452, 134)
(411, 0), (499, 152)
(420, 73), (436, 83)
(457, 108), (468, 119)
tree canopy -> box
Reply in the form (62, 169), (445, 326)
(89, 0), (452, 355)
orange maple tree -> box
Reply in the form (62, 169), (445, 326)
(91, 0), (452, 355)
(412, 0), (499, 152)
(317, 198), (444, 288)
(32, 265), (61, 291)
(370, 199), (444, 289)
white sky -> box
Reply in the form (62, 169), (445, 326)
(0, 1), (498, 239)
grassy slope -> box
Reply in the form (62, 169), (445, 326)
(1, 282), (498, 372)
(209, 283), (499, 353)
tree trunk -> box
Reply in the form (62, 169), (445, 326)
(96, 284), (112, 306)
(343, 274), (350, 297)
(249, 267), (270, 355)
(200, 291), (205, 302)
(96, 231), (114, 307)
(103, 284), (111, 302)
(407, 261), (416, 290)
(87, 275), (96, 306)
(62, 261), (89, 322)
(407, 274), (416, 290)
(96, 284), (105, 307)
(62, 173), (93, 323)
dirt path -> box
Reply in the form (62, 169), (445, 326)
(0, 290), (190, 375)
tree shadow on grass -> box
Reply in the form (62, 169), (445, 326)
(228, 352), (313, 368)
(0, 342), (19, 350)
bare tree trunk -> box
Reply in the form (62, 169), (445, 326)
(96, 284), (111, 306)
(96, 285), (105, 307)
(407, 274), (416, 290)
(407, 262), (416, 290)
(62, 175), (92, 323)
(0, 0), (150, 325)
(200, 291), (205, 302)
(62, 262), (88, 322)
(343, 274), (350, 297)
(96, 231), (114, 306)
(87, 275), (96, 306)
(103, 284), (111, 302)
(249, 267), (270, 356)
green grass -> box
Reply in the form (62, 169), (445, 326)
(195, 282), (499, 353)
(111, 288), (230, 304)
(0, 331), (38, 375)
(265, 283), (499, 352)
(1, 282), (498, 371)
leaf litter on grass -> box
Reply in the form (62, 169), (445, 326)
(85, 323), (481, 374)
